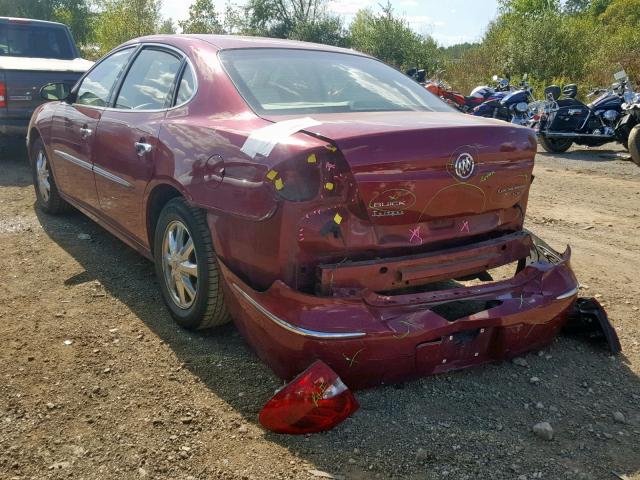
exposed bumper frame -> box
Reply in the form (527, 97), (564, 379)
(220, 231), (580, 389)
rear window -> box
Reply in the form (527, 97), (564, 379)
(0, 23), (75, 59)
(219, 48), (452, 116)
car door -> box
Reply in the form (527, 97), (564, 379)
(91, 46), (184, 244)
(49, 47), (135, 209)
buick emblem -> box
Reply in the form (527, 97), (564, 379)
(454, 153), (475, 180)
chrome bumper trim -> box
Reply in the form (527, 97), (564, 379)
(556, 285), (579, 300)
(231, 283), (366, 339)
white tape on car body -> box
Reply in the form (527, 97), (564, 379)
(241, 117), (322, 159)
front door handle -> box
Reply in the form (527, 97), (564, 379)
(80, 126), (92, 138)
(134, 141), (152, 156)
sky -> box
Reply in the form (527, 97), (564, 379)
(160, 0), (500, 47)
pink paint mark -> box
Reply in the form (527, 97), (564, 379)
(409, 226), (423, 244)
(326, 162), (336, 171)
(460, 220), (470, 233)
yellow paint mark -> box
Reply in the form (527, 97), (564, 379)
(274, 178), (284, 190)
(325, 182), (334, 191)
(266, 170), (278, 180)
(307, 154), (317, 164)
(334, 213), (343, 225)
(324, 145), (337, 152)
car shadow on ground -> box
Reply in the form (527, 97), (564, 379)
(29, 167), (640, 478)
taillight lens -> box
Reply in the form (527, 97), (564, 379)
(0, 83), (6, 108)
(259, 360), (359, 434)
(266, 145), (353, 202)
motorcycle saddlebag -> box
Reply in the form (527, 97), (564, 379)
(549, 103), (590, 132)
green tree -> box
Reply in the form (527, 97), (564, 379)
(563, 0), (591, 13)
(243, 0), (346, 44)
(589, 0), (613, 15)
(599, 0), (640, 25)
(223, 1), (246, 34)
(178, 0), (223, 34)
(158, 17), (176, 34)
(0, 0), (94, 45)
(94, 0), (162, 54)
(350, 3), (438, 70)
(498, 0), (560, 15)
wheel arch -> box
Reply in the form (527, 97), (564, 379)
(144, 180), (191, 253)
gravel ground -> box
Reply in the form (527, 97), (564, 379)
(1, 143), (639, 480)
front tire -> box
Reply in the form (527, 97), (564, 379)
(628, 125), (640, 167)
(539, 135), (573, 153)
(29, 138), (70, 214)
(154, 198), (229, 329)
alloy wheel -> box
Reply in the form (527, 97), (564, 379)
(162, 220), (198, 309)
(36, 149), (51, 203)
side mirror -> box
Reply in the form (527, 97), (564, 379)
(492, 74), (499, 81)
(40, 82), (71, 101)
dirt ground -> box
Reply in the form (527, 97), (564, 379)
(1, 144), (639, 480)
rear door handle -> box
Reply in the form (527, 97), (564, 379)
(134, 141), (152, 156)
(80, 126), (92, 138)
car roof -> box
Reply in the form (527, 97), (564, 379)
(0, 16), (68, 27)
(131, 34), (367, 57)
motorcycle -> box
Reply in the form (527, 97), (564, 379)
(530, 71), (633, 153)
(473, 74), (534, 124)
(406, 67), (427, 85)
(425, 79), (485, 112)
(618, 92), (640, 166)
(425, 74), (513, 113)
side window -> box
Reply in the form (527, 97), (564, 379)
(76, 48), (134, 107)
(175, 65), (195, 105)
(115, 48), (182, 110)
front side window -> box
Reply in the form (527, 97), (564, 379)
(76, 48), (134, 107)
(115, 48), (182, 110)
(219, 48), (453, 115)
(0, 24), (75, 59)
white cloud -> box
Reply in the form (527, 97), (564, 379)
(432, 33), (478, 46)
(327, 0), (374, 15)
(402, 15), (445, 29)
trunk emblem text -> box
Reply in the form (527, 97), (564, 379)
(369, 189), (416, 212)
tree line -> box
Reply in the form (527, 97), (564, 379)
(1, 0), (638, 96)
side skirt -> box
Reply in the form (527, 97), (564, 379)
(58, 190), (154, 261)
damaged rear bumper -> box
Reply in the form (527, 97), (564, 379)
(220, 231), (579, 389)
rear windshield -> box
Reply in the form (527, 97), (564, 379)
(219, 48), (452, 115)
(0, 23), (75, 59)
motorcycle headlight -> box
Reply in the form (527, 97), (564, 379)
(515, 102), (528, 113)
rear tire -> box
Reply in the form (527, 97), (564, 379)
(539, 135), (573, 153)
(154, 198), (229, 329)
(628, 125), (640, 167)
(29, 137), (70, 214)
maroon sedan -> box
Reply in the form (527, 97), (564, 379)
(28, 35), (593, 431)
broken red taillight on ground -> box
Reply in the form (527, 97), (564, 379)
(259, 360), (360, 434)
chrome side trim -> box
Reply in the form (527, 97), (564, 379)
(54, 149), (92, 172)
(93, 165), (132, 188)
(231, 283), (366, 339)
(54, 149), (132, 188)
(556, 285), (579, 300)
